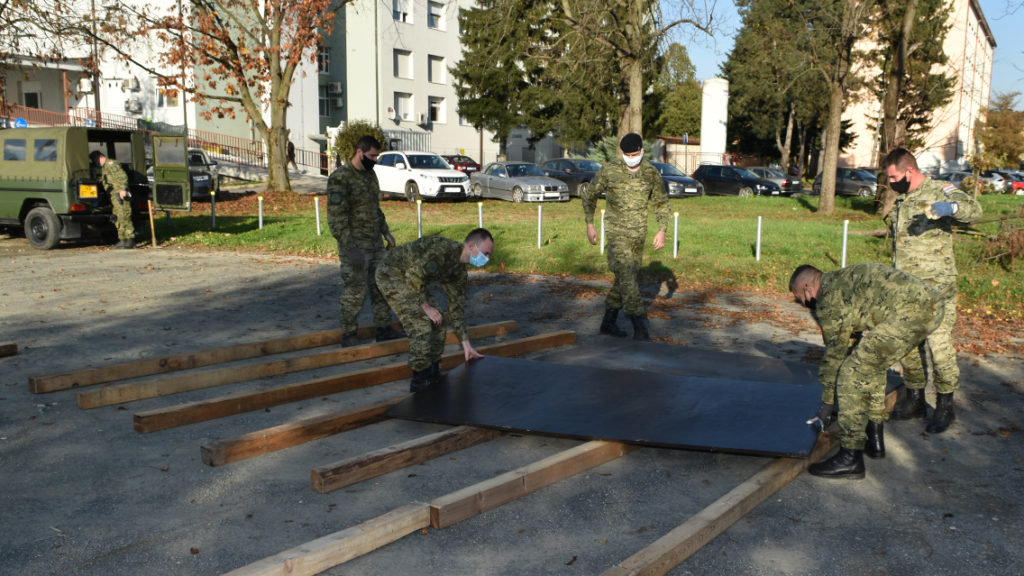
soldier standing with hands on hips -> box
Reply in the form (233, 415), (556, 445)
(90, 150), (136, 249)
(883, 148), (982, 433)
(581, 133), (670, 341)
(327, 135), (406, 347)
(376, 229), (494, 392)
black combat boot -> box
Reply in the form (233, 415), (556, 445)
(409, 368), (433, 392)
(926, 392), (956, 433)
(121, 238), (136, 249)
(375, 325), (407, 342)
(808, 447), (865, 480)
(429, 360), (446, 384)
(865, 421), (885, 459)
(341, 332), (360, 347)
(628, 313), (651, 341)
(599, 309), (628, 338)
(890, 387), (927, 420)
(111, 239), (125, 249)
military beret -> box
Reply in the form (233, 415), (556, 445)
(619, 133), (643, 153)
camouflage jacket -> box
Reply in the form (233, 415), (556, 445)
(582, 159), (670, 238)
(326, 162), (389, 251)
(101, 160), (128, 198)
(816, 263), (943, 401)
(888, 177), (982, 289)
(380, 236), (469, 342)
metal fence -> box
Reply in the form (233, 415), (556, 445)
(384, 129), (432, 152)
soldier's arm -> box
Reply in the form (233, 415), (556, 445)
(582, 170), (605, 225)
(946, 189), (983, 224)
(649, 170), (671, 233)
(326, 176), (354, 247)
(111, 164), (129, 195)
(816, 306), (853, 403)
(442, 268), (470, 343)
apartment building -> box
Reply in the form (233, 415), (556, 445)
(839, 0), (996, 172)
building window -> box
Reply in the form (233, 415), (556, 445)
(157, 86), (179, 108)
(23, 93), (42, 109)
(429, 97), (444, 124)
(317, 47), (330, 74)
(319, 86), (330, 117)
(459, 115), (471, 126)
(393, 0), (411, 23)
(428, 55), (445, 84)
(428, 1), (445, 30)
(394, 49), (413, 79)
(395, 92), (413, 121)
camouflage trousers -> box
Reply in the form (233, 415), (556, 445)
(111, 196), (135, 240)
(900, 285), (959, 394)
(836, 311), (942, 450)
(376, 265), (447, 373)
(604, 234), (646, 317)
(337, 240), (393, 334)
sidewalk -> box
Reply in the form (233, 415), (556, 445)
(219, 163), (329, 194)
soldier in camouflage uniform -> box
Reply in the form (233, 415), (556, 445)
(375, 229), (494, 392)
(326, 135), (405, 347)
(791, 263), (943, 479)
(883, 148), (982, 433)
(90, 151), (135, 249)
(581, 133), (670, 341)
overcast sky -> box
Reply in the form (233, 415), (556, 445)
(682, 0), (1024, 105)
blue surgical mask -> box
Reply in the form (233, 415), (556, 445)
(469, 247), (489, 268)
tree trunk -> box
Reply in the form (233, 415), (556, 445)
(776, 101), (795, 167)
(818, 81), (845, 214)
(618, 57), (644, 141)
(796, 122), (807, 180)
(265, 95), (292, 192)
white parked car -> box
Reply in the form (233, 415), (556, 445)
(374, 151), (470, 202)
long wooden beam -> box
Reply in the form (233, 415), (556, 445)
(599, 434), (837, 576)
(201, 395), (412, 467)
(0, 341), (17, 358)
(134, 331), (576, 433)
(311, 426), (504, 494)
(221, 502), (430, 576)
(430, 440), (636, 529)
(77, 321), (518, 409)
(29, 322), (400, 394)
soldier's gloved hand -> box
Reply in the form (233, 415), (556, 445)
(806, 402), (834, 431)
(925, 201), (957, 219)
(384, 231), (397, 250)
(347, 247), (366, 268)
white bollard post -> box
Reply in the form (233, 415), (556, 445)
(673, 212), (679, 259)
(478, 202), (483, 229)
(417, 199), (422, 238)
(842, 219), (849, 267)
(600, 209), (605, 255)
(537, 204), (543, 248)
(258, 196), (263, 229)
(755, 216), (762, 261)
(315, 196), (322, 236)
(210, 190), (217, 230)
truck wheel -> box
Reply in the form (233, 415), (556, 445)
(24, 207), (61, 250)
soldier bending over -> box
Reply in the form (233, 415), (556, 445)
(90, 151), (135, 249)
(791, 263), (943, 480)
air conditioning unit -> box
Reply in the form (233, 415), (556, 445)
(331, 98), (344, 108)
(121, 77), (140, 91)
(78, 78), (94, 93)
(327, 82), (343, 94)
(100, 0), (117, 8)
(418, 113), (427, 125)
(124, 98), (142, 113)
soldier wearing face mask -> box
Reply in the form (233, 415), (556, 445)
(882, 148), (982, 434)
(581, 133), (670, 341)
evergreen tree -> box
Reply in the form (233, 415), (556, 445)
(650, 43), (702, 140)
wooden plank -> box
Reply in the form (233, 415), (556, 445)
(200, 395), (412, 467)
(429, 440), (637, 529)
(28, 322), (400, 394)
(0, 341), (17, 358)
(311, 426), (504, 493)
(77, 321), (518, 409)
(221, 502), (430, 576)
(134, 331), (576, 433)
(599, 434), (839, 576)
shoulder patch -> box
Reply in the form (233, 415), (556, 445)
(329, 192), (342, 205)
(942, 184), (956, 194)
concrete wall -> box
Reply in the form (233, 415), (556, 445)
(700, 78), (729, 164)
(4, 64), (89, 114)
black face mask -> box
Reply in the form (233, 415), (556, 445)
(890, 173), (911, 194)
(360, 155), (377, 170)
(804, 297), (818, 310)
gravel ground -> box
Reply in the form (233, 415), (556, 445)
(1, 233), (1022, 576)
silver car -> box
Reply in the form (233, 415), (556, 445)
(812, 168), (878, 197)
(470, 162), (570, 202)
(747, 166), (803, 195)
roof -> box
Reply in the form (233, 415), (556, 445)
(969, 0), (996, 48)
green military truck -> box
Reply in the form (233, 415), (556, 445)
(0, 126), (192, 250)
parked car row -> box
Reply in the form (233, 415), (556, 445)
(811, 168), (877, 198)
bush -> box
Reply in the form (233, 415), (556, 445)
(585, 135), (656, 164)
(960, 175), (997, 195)
(333, 120), (389, 161)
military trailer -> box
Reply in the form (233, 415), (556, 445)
(0, 127), (192, 250)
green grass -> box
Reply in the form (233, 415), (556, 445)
(144, 192), (1024, 318)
